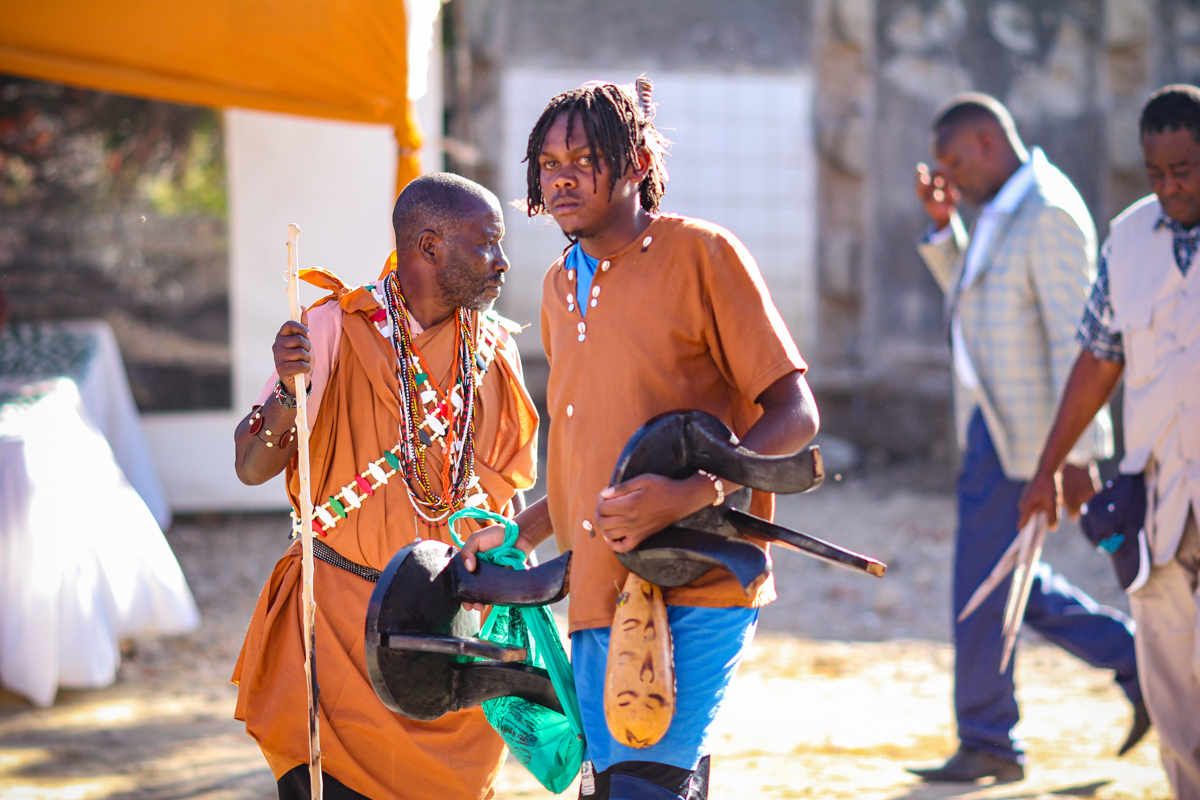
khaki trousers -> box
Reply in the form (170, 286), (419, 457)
(1131, 510), (1200, 800)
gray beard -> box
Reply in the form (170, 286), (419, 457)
(438, 256), (494, 312)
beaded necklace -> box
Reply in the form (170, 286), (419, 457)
(382, 271), (478, 523)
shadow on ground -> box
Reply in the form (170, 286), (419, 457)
(886, 780), (1113, 800)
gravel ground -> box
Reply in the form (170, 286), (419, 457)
(0, 469), (1169, 800)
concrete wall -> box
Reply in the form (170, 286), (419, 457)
(444, 0), (819, 420)
(847, 0), (1109, 466)
(444, 0), (1194, 472)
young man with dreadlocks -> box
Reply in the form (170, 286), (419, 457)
(461, 79), (819, 799)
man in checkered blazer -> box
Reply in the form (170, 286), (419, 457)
(905, 94), (1147, 783)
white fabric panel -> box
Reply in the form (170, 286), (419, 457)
(225, 108), (398, 412)
(59, 320), (171, 528)
(404, 0), (445, 174)
(141, 108), (397, 512)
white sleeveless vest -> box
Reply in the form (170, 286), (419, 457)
(1106, 195), (1200, 562)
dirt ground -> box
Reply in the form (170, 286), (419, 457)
(0, 469), (1172, 799)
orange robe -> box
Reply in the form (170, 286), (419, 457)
(232, 272), (538, 799)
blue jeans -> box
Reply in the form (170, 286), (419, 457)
(571, 606), (758, 773)
(953, 409), (1140, 758)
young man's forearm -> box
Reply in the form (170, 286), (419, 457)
(459, 495), (553, 575)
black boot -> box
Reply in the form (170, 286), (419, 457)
(1118, 700), (1152, 757)
(906, 747), (1024, 783)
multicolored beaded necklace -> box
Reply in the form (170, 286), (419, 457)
(382, 271), (479, 523)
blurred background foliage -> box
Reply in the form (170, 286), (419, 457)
(0, 78), (226, 216)
(0, 76), (232, 412)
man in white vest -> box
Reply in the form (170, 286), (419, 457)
(1020, 84), (1200, 799)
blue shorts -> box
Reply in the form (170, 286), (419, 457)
(571, 605), (758, 773)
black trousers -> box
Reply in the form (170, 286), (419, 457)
(580, 757), (710, 800)
(279, 757), (710, 800)
(278, 766), (371, 800)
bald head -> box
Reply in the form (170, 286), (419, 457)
(387, 172), (509, 326)
(392, 172), (501, 252)
(929, 93), (1027, 206)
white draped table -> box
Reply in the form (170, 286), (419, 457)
(0, 320), (200, 707)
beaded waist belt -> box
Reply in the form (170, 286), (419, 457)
(311, 539), (381, 583)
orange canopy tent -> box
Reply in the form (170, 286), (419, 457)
(0, 0), (421, 191)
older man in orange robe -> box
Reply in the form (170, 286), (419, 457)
(231, 173), (538, 800)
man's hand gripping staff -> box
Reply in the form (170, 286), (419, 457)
(285, 224), (323, 800)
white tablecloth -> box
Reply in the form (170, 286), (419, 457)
(60, 320), (171, 528)
(0, 323), (199, 706)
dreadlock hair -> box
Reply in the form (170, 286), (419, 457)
(524, 76), (670, 217)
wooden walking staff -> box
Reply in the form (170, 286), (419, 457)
(286, 223), (323, 800)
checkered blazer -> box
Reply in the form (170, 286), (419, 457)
(918, 157), (1113, 480)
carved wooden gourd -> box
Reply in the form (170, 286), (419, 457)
(604, 572), (675, 747)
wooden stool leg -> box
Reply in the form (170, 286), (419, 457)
(604, 572), (675, 748)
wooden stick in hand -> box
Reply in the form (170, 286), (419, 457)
(286, 223), (322, 800)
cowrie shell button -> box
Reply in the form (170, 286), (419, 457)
(566, 404), (574, 417)
(592, 286), (601, 297)
(600, 260), (611, 271)
(567, 269), (575, 280)
(577, 322), (586, 334)
(582, 519), (593, 531)
(642, 236), (652, 247)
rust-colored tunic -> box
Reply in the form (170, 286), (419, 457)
(541, 215), (807, 633)
(232, 273), (538, 799)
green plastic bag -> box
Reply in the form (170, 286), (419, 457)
(450, 509), (585, 794)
